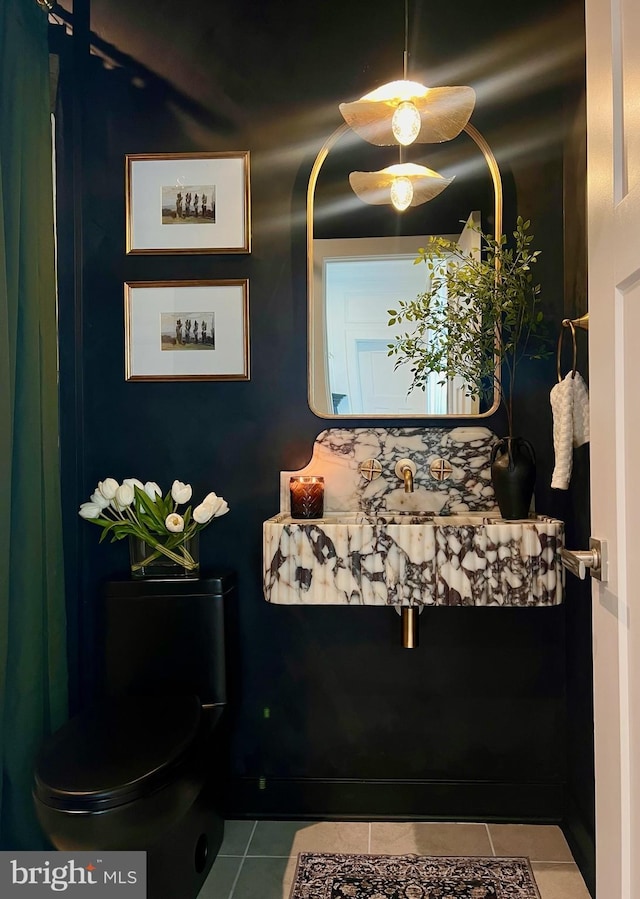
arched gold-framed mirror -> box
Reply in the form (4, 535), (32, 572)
(307, 121), (503, 418)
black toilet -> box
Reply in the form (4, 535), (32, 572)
(33, 572), (234, 899)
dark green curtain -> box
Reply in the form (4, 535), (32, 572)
(0, 0), (68, 848)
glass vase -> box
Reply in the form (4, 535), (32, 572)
(129, 532), (199, 579)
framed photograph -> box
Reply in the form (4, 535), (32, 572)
(125, 152), (250, 254)
(124, 280), (250, 381)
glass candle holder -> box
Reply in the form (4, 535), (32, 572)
(290, 476), (324, 519)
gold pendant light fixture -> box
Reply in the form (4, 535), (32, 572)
(339, 80), (476, 149)
(349, 163), (453, 211)
(339, 0), (475, 211)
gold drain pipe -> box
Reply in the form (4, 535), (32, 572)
(401, 607), (419, 649)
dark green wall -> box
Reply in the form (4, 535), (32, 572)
(53, 0), (591, 874)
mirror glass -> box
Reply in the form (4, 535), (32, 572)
(308, 124), (502, 418)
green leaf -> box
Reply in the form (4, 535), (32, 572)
(386, 215), (548, 428)
(134, 486), (166, 527)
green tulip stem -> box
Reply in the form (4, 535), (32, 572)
(130, 536), (198, 572)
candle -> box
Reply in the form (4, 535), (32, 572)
(290, 476), (324, 519)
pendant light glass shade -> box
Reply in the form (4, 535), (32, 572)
(392, 100), (422, 145)
(348, 163), (454, 209)
(339, 81), (475, 147)
(389, 176), (414, 211)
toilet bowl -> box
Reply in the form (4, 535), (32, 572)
(33, 573), (234, 899)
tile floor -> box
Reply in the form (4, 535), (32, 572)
(200, 820), (592, 899)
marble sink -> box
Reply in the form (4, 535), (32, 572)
(263, 512), (564, 608)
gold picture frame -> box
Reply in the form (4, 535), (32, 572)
(124, 280), (250, 381)
(125, 152), (251, 254)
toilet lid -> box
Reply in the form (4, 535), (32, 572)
(34, 694), (202, 811)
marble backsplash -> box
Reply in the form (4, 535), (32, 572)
(280, 426), (501, 516)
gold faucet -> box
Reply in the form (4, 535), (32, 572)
(394, 459), (416, 493)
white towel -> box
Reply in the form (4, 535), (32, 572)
(550, 371), (590, 490)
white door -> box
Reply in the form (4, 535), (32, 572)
(586, 0), (640, 894)
(356, 339), (432, 414)
(324, 251), (432, 414)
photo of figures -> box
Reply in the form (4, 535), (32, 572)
(125, 279), (249, 381)
(161, 312), (215, 350)
(126, 152), (250, 253)
(161, 185), (216, 224)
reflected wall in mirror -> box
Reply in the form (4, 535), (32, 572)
(308, 122), (503, 419)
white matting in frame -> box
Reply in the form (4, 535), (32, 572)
(125, 280), (250, 381)
(126, 152), (251, 254)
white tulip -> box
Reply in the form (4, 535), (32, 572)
(89, 490), (110, 510)
(201, 492), (229, 518)
(212, 498), (229, 518)
(192, 502), (215, 524)
(98, 478), (119, 500)
(144, 481), (162, 500)
(124, 477), (144, 491)
(165, 512), (185, 533)
(115, 483), (135, 508)
(79, 502), (101, 519)
(171, 480), (192, 504)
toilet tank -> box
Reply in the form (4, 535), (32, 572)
(102, 572), (235, 707)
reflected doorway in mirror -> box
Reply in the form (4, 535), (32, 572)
(313, 218), (483, 416)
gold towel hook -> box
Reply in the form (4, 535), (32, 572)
(571, 313), (589, 331)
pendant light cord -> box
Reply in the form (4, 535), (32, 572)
(399, 0), (410, 164)
(403, 0), (409, 80)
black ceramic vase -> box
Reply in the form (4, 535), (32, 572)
(490, 437), (536, 520)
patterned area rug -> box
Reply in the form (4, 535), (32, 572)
(289, 853), (542, 899)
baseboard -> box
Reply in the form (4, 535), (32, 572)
(562, 791), (595, 897)
(225, 777), (564, 823)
